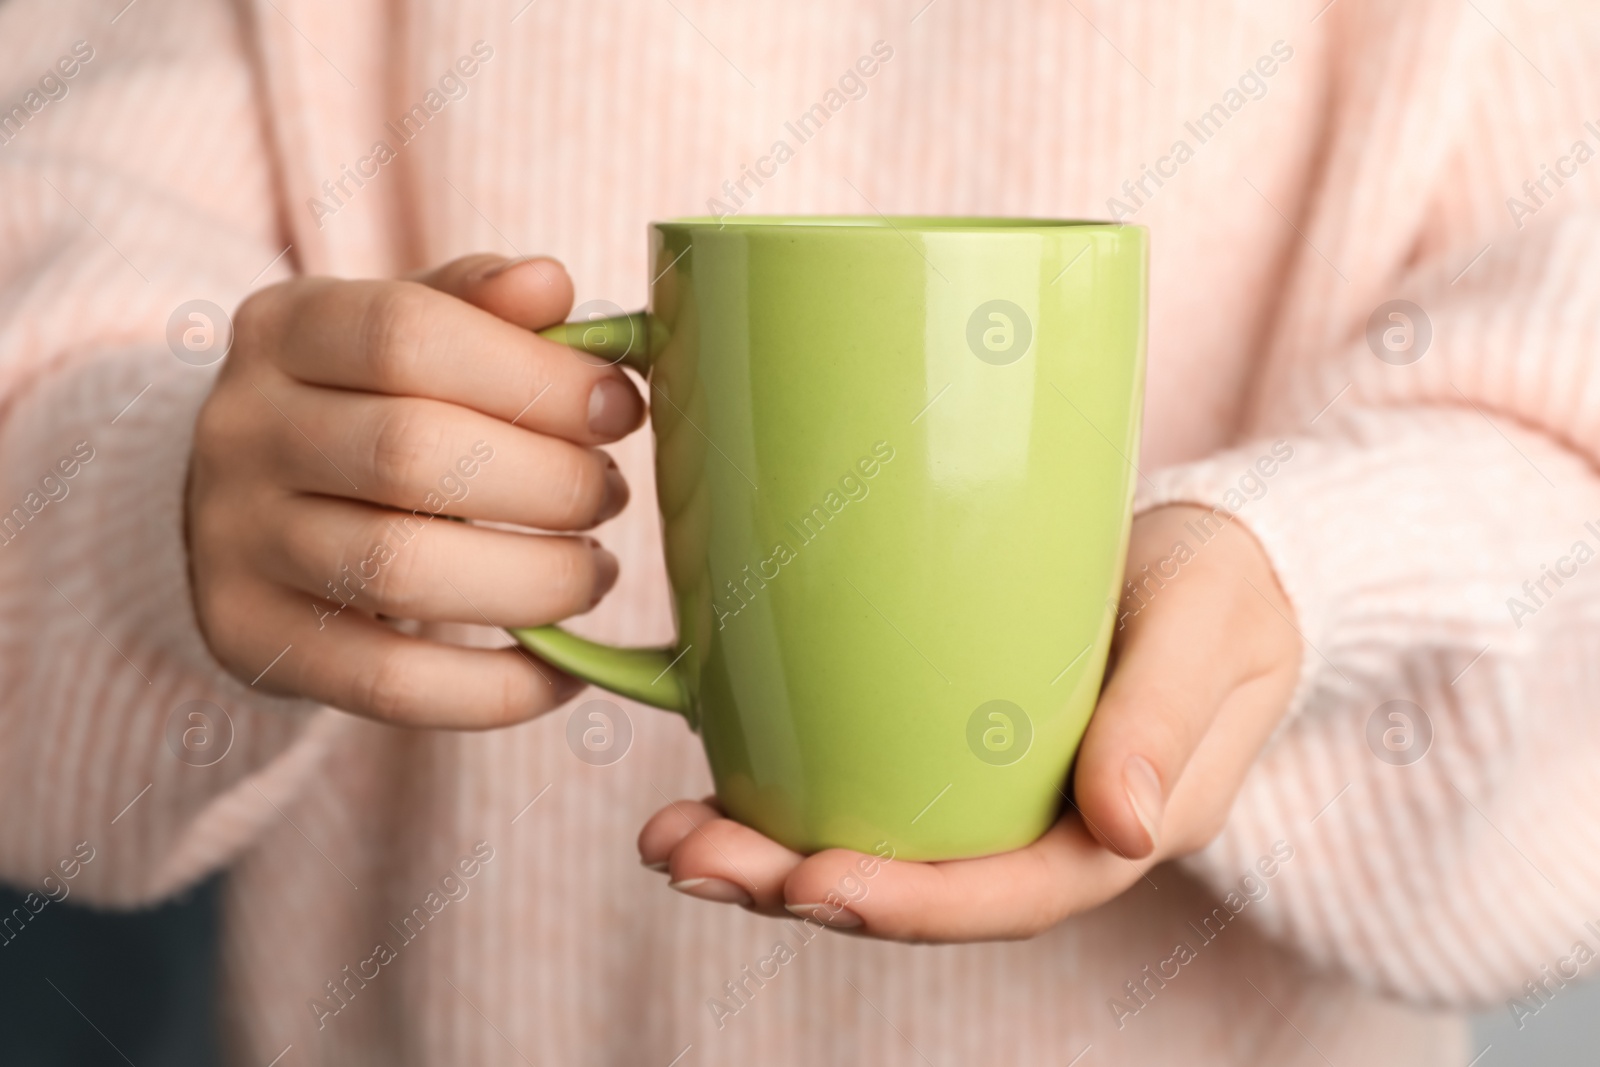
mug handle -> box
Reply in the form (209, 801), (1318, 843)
(505, 311), (694, 721)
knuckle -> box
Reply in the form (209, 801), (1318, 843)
(370, 402), (444, 495)
(191, 393), (236, 453)
(1130, 686), (1198, 761)
(191, 574), (233, 645)
(550, 450), (607, 525)
(350, 518), (420, 614)
(231, 284), (286, 352)
(357, 647), (415, 722)
(194, 389), (266, 461)
(485, 666), (539, 727)
(187, 494), (241, 571)
(234, 278), (324, 363)
(543, 540), (591, 612)
(359, 284), (433, 387)
(194, 578), (255, 675)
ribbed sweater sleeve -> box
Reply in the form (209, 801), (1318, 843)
(0, 0), (335, 905)
(1148, 1), (1600, 1006)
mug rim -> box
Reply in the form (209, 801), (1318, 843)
(656, 215), (1136, 232)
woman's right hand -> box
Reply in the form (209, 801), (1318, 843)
(186, 255), (644, 727)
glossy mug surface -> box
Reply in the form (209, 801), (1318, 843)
(514, 217), (1147, 861)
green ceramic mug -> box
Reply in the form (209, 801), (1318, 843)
(513, 217), (1147, 861)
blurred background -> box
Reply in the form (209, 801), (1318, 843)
(0, 880), (1593, 1066)
(0, 881), (222, 1066)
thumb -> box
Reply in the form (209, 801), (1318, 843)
(1073, 617), (1227, 861)
(410, 253), (575, 330)
(1072, 507), (1291, 860)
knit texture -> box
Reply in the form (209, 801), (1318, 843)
(2, 0), (1596, 1063)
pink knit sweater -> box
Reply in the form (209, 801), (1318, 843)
(3, 0), (1598, 1063)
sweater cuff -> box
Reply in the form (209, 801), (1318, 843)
(8, 349), (248, 687)
(1132, 434), (1328, 720)
(0, 347), (332, 902)
(1143, 406), (1600, 1003)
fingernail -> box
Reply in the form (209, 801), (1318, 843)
(668, 878), (752, 906)
(546, 672), (585, 705)
(589, 547), (619, 609)
(641, 859), (669, 873)
(785, 903), (863, 929)
(594, 457), (629, 522)
(1123, 755), (1165, 854)
(588, 377), (642, 438)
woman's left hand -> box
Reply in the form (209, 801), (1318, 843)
(637, 504), (1302, 941)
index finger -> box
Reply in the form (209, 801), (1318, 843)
(780, 814), (1147, 943)
(255, 273), (644, 445)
